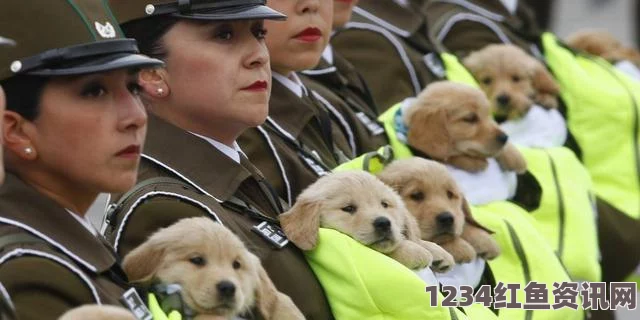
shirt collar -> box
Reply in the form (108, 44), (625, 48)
(190, 132), (241, 164)
(499, 0), (518, 14)
(272, 72), (308, 98)
(66, 209), (98, 237)
(321, 45), (334, 65)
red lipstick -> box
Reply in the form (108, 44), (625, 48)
(241, 80), (268, 91)
(294, 27), (322, 42)
(116, 145), (140, 158)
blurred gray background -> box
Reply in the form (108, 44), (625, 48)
(86, 0), (639, 318)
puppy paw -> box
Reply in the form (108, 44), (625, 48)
(389, 240), (434, 269)
(419, 240), (455, 273)
(495, 143), (527, 174)
(447, 156), (488, 172)
(440, 239), (477, 264)
(534, 93), (559, 109)
(471, 234), (501, 260)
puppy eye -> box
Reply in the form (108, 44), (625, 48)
(189, 256), (206, 266)
(232, 260), (241, 270)
(463, 114), (478, 123)
(447, 190), (455, 200)
(381, 201), (389, 208)
(482, 77), (492, 85)
(512, 75), (521, 82)
(341, 205), (357, 214)
(409, 191), (425, 202)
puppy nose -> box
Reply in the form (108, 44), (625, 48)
(217, 281), (236, 298)
(496, 95), (511, 106)
(436, 212), (454, 228)
(496, 133), (509, 145)
(373, 217), (392, 232)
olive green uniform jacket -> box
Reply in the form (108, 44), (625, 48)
(105, 115), (333, 320)
(331, 0), (442, 113)
(238, 78), (355, 204)
(422, 0), (640, 287)
(0, 173), (133, 320)
(301, 46), (389, 155)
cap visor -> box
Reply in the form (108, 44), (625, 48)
(0, 36), (15, 46)
(174, 4), (286, 21)
(27, 53), (164, 77)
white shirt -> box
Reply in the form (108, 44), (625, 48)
(67, 209), (98, 237)
(190, 132), (242, 164)
(499, 0), (518, 14)
(322, 45), (334, 65)
(272, 72), (307, 98)
(500, 105), (567, 148)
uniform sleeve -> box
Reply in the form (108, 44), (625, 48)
(110, 194), (219, 257)
(331, 29), (421, 113)
(0, 255), (97, 320)
(439, 20), (508, 57)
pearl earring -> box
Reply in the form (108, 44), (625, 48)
(25, 147), (33, 155)
(156, 88), (165, 96)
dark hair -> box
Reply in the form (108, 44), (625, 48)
(121, 16), (180, 60)
(0, 75), (48, 121)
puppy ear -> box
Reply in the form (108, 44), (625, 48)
(279, 199), (322, 250)
(253, 254), (304, 320)
(461, 51), (482, 74)
(531, 61), (560, 97)
(122, 239), (166, 283)
(407, 107), (452, 160)
(461, 198), (494, 234)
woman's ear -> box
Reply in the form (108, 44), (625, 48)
(139, 68), (170, 100)
(3, 110), (37, 161)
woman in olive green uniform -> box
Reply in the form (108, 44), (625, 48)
(104, 1), (334, 318)
(0, 1), (163, 319)
(300, 0), (389, 155)
(237, 0), (361, 203)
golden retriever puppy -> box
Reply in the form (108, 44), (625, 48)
(405, 81), (527, 173)
(566, 30), (640, 67)
(378, 158), (501, 264)
(462, 44), (560, 120)
(58, 305), (135, 320)
(279, 170), (454, 272)
(122, 217), (304, 320)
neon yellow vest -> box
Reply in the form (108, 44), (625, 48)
(442, 52), (601, 282)
(541, 32), (640, 220)
(306, 228), (469, 320)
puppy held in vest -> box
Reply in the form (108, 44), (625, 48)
(404, 81), (527, 174)
(378, 157), (501, 264)
(122, 217), (304, 320)
(462, 44), (560, 120)
(566, 29), (640, 68)
(279, 170), (455, 272)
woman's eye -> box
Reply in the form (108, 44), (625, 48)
(341, 205), (357, 214)
(216, 31), (232, 40)
(127, 82), (142, 96)
(255, 28), (268, 40)
(463, 114), (479, 123)
(81, 83), (106, 98)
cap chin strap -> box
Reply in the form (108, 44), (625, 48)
(10, 39), (140, 75)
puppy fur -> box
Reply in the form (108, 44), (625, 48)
(122, 217), (303, 320)
(279, 170), (454, 272)
(378, 158), (501, 263)
(58, 305), (136, 320)
(463, 44), (560, 119)
(405, 81), (527, 173)
(566, 30), (640, 67)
